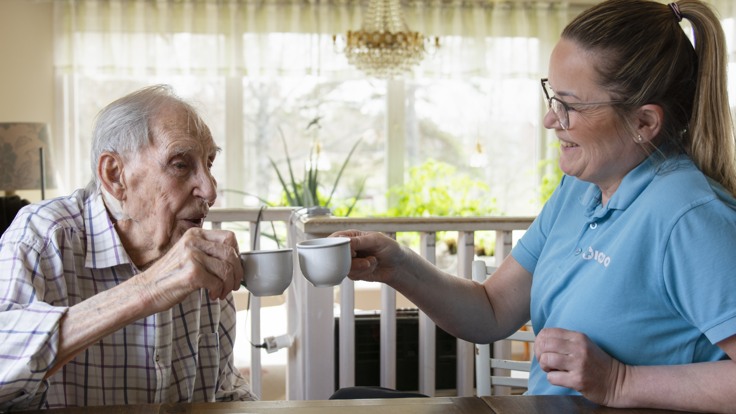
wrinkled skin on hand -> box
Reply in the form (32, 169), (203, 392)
(138, 227), (243, 311)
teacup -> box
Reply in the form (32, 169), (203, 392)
(240, 248), (293, 296)
(296, 237), (352, 287)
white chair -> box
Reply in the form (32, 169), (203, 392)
(472, 260), (535, 396)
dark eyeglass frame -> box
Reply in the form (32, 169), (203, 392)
(541, 78), (624, 130)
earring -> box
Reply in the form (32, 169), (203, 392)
(636, 134), (644, 143)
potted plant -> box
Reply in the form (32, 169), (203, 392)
(269, 124), (365, 217)
(224, 115), (366, 216)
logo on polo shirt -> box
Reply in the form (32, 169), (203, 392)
(581, 246), (611, 267)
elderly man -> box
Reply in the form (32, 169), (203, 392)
(0, 85), (254, 410)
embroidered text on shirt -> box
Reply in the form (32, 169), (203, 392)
(581, 246), (611, 268)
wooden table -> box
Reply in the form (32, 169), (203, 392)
(481, 396), (701, 414)
(24, 396), (700, 414)
(24, 397), (487, 414)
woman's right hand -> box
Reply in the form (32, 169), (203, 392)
(329, 230), (408, 285)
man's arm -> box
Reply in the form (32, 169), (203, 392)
(45, 277), (151, 378)
(49, 228), (243, 378)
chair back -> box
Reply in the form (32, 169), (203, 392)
(1, 195), (30, 236)
(472, 260), (535, 396)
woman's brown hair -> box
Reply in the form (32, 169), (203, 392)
(562, 0), (736, 195)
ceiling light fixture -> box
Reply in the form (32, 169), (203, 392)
(334, 0), (439, 79)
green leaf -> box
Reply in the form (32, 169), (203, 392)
(343, 176), (367, 217)
(324, 138), (361, 207)
(269, 157), (297, 206)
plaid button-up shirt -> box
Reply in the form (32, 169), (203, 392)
(0, 186), (254, 410)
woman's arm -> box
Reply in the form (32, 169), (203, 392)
(616, 335), (736, 413)
(536, 328), (736, 413)
(337, 230), (532, 344)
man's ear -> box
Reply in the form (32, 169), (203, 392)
(98, 152), (126, 200)
(635, 104), (664, 143)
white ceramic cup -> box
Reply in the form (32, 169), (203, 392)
(296, 237), (351, 287)
(240, 248), (293, 296)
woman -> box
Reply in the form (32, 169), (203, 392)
(334, 0), (736, 411)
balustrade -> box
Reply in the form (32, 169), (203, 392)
(206, 208), (534, 400)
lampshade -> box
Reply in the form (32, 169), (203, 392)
(0, 122), (54, 199)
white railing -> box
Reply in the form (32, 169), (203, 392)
(206, 208), (534, 400)
(206, 207), (296, 399)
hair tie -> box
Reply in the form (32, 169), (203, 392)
(669, 2), (683, 22)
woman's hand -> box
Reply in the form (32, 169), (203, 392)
(535, 327), (627, 406)
(330, 230), (408, 285)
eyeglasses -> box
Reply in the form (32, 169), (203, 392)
(541, 78), (623, 130)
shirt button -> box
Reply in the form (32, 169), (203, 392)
(574, 248), (582, 255)
(155, 354), (160, 362)
(589, 222), (598, 229)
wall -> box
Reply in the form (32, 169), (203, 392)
(0, 0), (55, 201)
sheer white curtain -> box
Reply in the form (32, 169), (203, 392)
(53, 0), (578, 77)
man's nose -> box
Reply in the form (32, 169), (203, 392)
(195, 169), (218, 205)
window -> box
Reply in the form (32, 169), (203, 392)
(57, 1), (736, 217)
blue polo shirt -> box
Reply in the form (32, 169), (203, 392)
(512, 153), (736, 395)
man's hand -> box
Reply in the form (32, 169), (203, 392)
(138, 228), (243, 311)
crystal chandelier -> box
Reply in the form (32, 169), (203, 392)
(335, 0), (438, 79)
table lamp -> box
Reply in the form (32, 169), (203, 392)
(0, 122), (54, 200)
